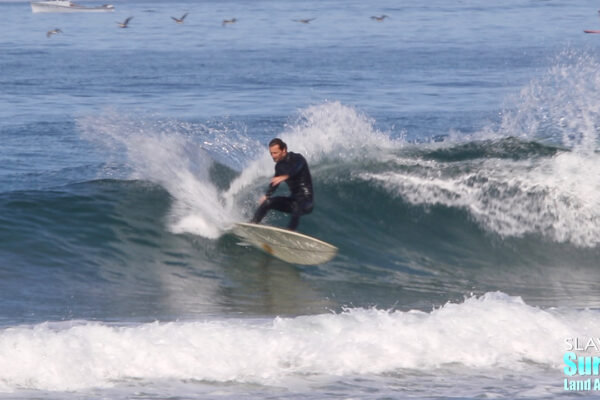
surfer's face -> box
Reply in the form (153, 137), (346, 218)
(269, 145), (287, 162)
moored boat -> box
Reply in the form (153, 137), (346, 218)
(31, 0), (114, 13)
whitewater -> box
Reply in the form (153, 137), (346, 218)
(0, 293), (595, 395)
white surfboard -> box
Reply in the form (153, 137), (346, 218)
(232, 222), (338, 265)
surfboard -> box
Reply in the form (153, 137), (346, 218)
(232, 222), (338, 265)
(584, 30), (600, 34)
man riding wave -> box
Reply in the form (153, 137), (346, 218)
(251, 138), (313, 231)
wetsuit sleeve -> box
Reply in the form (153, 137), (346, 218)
(264, 182), (277, 197)
(263, 162), (285, 197)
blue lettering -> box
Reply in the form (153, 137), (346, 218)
(565, 352), (577, 376)
(580, 356), (592, 376)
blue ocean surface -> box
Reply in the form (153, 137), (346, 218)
(1, 0), (600, 398)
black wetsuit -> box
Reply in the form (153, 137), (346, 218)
(251, 151), (313, 230)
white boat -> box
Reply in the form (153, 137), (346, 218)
(31, 0), (114, 13)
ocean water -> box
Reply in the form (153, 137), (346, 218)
(2, 0), (600, 398)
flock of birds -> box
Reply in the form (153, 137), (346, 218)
(44, 8), (600, 38)
(45, 13), (389, 37)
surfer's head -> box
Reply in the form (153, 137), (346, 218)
(268, 138), (287, 162)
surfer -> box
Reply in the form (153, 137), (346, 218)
(251, 138), (313, 231)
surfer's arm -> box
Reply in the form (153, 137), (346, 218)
(261, 177), (282, 202)
(264, 181), (278, 198)
(263, 160), (291, 197)
(271, 175), (289, 186)
(259, 174), (289, 204)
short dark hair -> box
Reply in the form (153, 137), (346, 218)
(269, 138), (287, 151)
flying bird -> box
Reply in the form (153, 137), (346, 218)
(171, 12), (188, 24)
(293, 18), (316, 24)
(117, 17), (133, 28)
(222, 18), (237, 26)
(371, 15), (389, 22)
(46, 28), (62, 38)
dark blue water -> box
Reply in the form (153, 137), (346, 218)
(1, 0), (600, 398)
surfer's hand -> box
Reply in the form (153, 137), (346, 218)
(259, 195), (268, 204)
(271, 175), (289, 186)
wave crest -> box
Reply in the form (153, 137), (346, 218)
(0, 293), (585, 391)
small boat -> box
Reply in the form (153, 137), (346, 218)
(31, 0), (114, 13)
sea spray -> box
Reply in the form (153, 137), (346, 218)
(79, 104), (406, 238)
(222, 102), (404, 206)
(357, 52), (600, 247)
(78, 112), (262, 238)
(498, 51), (600, 152)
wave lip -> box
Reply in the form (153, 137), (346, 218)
(0, 292), (586, 392)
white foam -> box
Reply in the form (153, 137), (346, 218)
(80, 103), (404, 238)
(360, 150), (600, 246)
(0, 293), (593, 392)
(78, 112), (256, 238)
(223, 102), (403, 205)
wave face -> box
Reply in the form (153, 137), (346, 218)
(0, 98), (597, 332)
(77, 101), (599, 251)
